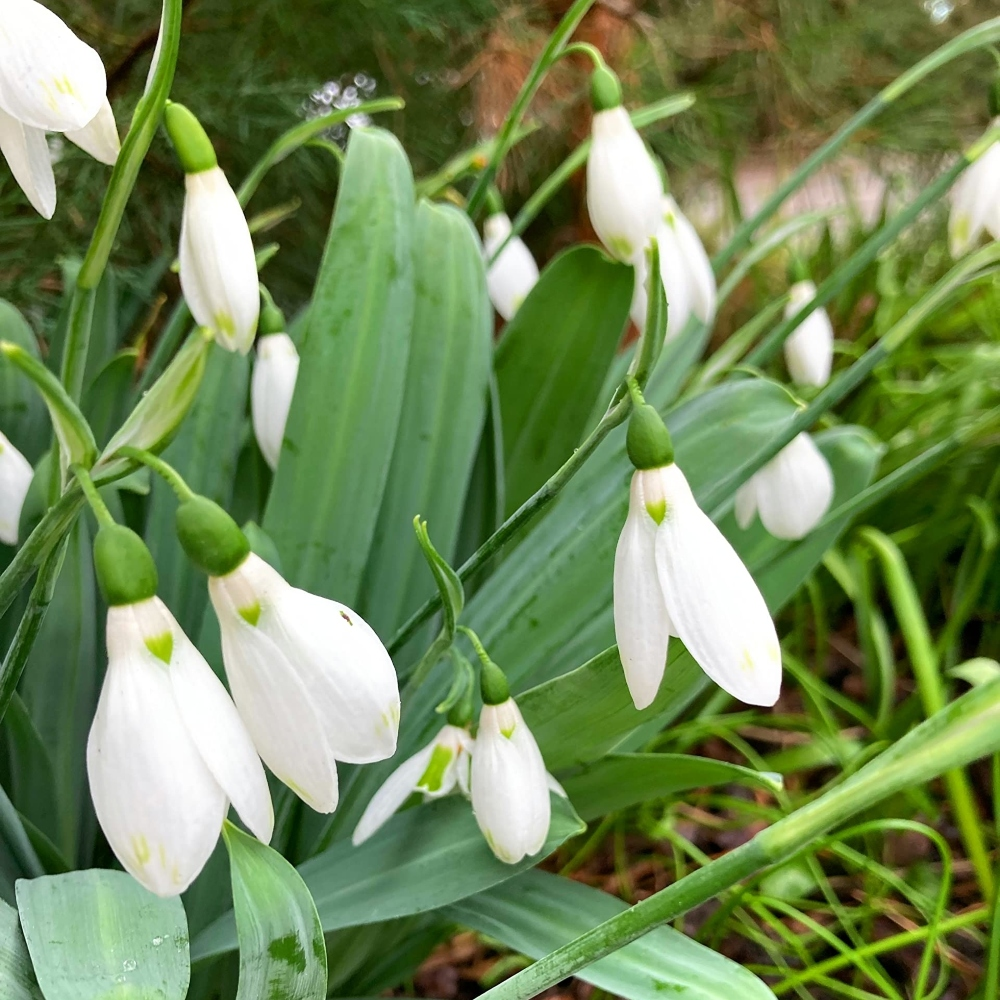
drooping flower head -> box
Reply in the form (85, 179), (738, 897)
(0, 429), (33, 545)
(483, 211), (539, 321)
(783, 278), (834, 388)
(613, 390), (782, 710)
(735, 432), (834, 541)
(949, 82), (1000, 259)
(165, 102), (259, 353)
(251, 296), (299, 470)
(87, 522), (272, 897)
(174, 496), (401, 814)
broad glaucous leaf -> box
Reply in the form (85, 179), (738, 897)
(0, 899), (40, 1000)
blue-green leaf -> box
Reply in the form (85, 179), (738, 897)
(0, 899), (41, 1000)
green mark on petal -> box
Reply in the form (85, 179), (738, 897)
(645, 498), (666, 524)
(239, 601), (261, 626)
(609, 235), (633, 261)
(501, 724), (517, 739)
(417, 744), (454, 794)
(145, 631), (174, 664)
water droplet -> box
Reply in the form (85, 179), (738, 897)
(123, 959), (137, 973)
(151, 936), (164, 947)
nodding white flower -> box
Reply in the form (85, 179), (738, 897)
(949, 125), (1000, 258)
(208, 553), (400, 813)
(0, 0), (117, 218)
(471, 697), (550, 864)
(735, 433), (834, 541)
(614, 463), (781, 709)
(352, 724), (474, 846)
(483, 212), (539, 321)
(587, 106), (663, 263)
(87, 597), (273, 897)
(0, 430), (32, 546)
(251, 333), (299, 470)
(179, 167), (259, 354)
(783, 280), (834, 387)
(631, 195), (717, 341)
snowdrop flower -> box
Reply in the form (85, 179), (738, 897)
(469, 660), (551, 864)
(949, 119), (1000, 258)
(631, 195), (717, 341)
(613, 397), (781, 709)
(0, 430), (32, 545)
(0, 0), (119, 218)
(586, 66), (662, 263)
(483, 212), (539, 321)
(735, 433), (834, 541)
(783, 280), (834, 387)
(251, 299), (299, 470)
(86, 525), (272, 898)
(165, 102), (258, 354)
(352, 724), (474, 845)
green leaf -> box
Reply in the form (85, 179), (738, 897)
(0, 301), (47, 463)
(360, 200), (489, 637)
(495, 246), (632, 514)
(97, 330), (212, 477)
(83, 350), (138, 448)
(222, 822), (327, 1000)
(563, 753), (783, 821)
(446, 870), (776, 1000)
(412, 519), (464, 640)
(144, 346), (250, 639)
(0, 899), (41, 1000)
(192, 794), (584, 962)
(0, 343), (97, 470)
(264, 127), (415, 603)
(15, 870), (190, 1000)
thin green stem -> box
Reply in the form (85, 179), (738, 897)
(457, 626), (493, 670)
(558, 42), (607, 71)
(713, 16), (1000, 271)
(859, 528), (994, 900)
(69, 465), (115, 528)
(466, 0), (598, 219)
(116, 446), (195, 502)
(489, 94), (694, 264)
(60, 0), (184, 403)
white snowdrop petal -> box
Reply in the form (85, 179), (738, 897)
(613, 475), (672, 710)
(179, 167), (259, 353)
(471, 700), (550, 863)
(251, 333), (300, 470)
(87, 604), (227, 897)
(484, 212), (539, 321)
(64, 96), (119, 165)
(210, 573), (340, 813)
(950, 137), (1000, 256)
(0, 108), (55, 218)
(265, 587), (400, 765)
(751, 433), (834, 541)
(734, 479), (757, 531)
(167, 624), (274, 844)
(651, 465), (782, 707)
(351, 743), (436, 846)
(667, 198), (717, 326)
(0, 431), (33, 545)
(0, 0), (107, 132)
(630, 221), (694, 342)
(587, 106), (663, 263)
(784, 281), (834, 387)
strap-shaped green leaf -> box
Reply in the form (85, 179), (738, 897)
(446, 870), (776, 1000)
(0, 899), (41, 1000)
(222, 822), (327, 1000)
(15, 870), (190, 1000)
(495, 245), (632, 514)
(0, 343), (96, 470)
(193, 793), (584, 961)
(0, 301), (47, 463)
(264, 127), (415, 603)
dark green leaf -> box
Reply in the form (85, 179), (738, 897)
(0, 301), (47, 463)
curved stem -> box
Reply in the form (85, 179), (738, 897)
(713, 16), (1000, 272)
(558, 42), (607, 71)
(465, 0), (598, 220)
(69, 465), (115, 528)
(117, 446), (195, 501)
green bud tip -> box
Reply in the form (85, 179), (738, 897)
(480, 658), (511, 707)
(93, 524), (159, 607)
(175, 496), (250, 577)
(484, 186), (505, 216)
(164, 101), (218, 175)
(787, 256), (810, 285)
(259, 297), (286, 337)
(590, 65), (622, 112)
(447, 686), (474, 728)
(989, 76), (1000, 118)
(626, 402), (674, 471)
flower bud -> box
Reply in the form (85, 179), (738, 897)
(783, 280), (834, 387)
(251, 333), (299, 471)
(483, 213), (539, 321)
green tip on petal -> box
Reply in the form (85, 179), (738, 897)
(590, 65), (622, 112)
(93, 524), (159, 607)
(164, 101), (218, 174)
(480, 658), (511, 707)
(175, 496), (250, 577)
(626, 402), (674, 470)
